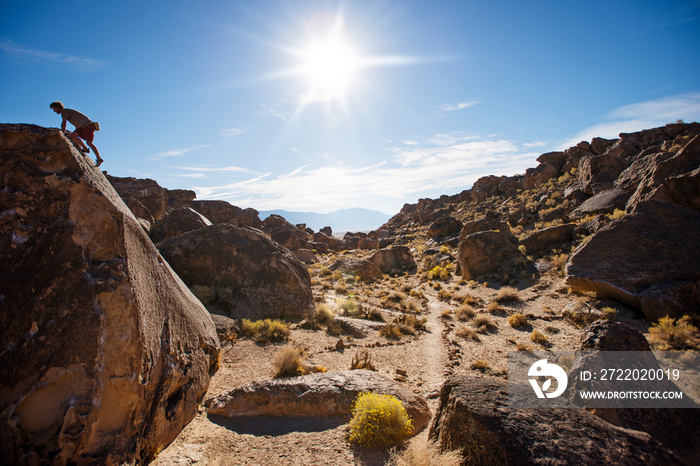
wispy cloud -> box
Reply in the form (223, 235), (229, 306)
(0, 38), (108, 71)
(562, 92), (700, 148)
(151, 144), (211, 160)
(191, 134), (542, 213)
(259, 102), (288, 120)
(439, 100), (479, 113)
(221, 127), (254, 138)
(172, 164), (256, 173)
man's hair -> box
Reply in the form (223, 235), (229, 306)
(49, 101), (64, 110)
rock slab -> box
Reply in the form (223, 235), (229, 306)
(206, 370), (431, 434)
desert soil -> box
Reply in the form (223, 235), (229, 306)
(153, 252), (650, 466)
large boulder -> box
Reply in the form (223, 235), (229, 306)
(158, 224), (315, 320)
(329, 257), (383, 282)
(427, 215), (462, 239)
(458, 219), (517, 280)
(369, 246), (417, 274)
(578, 154), (625, 194)
(190, 200), (262, 228)
(570, 321), (700, 464)
(567, 188), (630, 219)
(149, 206), (212, 244)
(0, 124), (220, 464)
(106, 174), (173, 221)
(206, 370), (431, 434)
(518, 224), (575, 254)
(429, 375), (681, 465)
(566, 201), (700, 321)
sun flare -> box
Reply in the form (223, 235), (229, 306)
(300, 38), (359, 100)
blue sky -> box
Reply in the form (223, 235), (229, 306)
(2, 0), (700, 215)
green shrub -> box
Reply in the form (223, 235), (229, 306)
(347, 392), (414, 450)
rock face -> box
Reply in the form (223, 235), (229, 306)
(158, 224), (315, 320)
(207, 370), (431, 434)
(0, 124), (220, 464)
(429, 375), (681, 465)
(566, 201), (700, 321)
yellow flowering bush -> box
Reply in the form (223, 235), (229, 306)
(347, 392), (413, 450)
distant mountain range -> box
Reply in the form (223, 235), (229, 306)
(259, 208), (391, 233)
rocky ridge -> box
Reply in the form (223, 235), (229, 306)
(2, 121), (699, 465)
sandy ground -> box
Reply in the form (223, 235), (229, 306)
(153, 254), (651, 466)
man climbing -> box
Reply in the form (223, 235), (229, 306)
(50, 101), (103, 167)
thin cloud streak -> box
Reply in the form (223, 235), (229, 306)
(151, 144), (210, 159)
(192, 135), (540, 212)
(0, 38), (108, 71)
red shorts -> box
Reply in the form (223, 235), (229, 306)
(74, 123), (96, 143)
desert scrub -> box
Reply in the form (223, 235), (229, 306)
(347, 393), (414, 450)
(473, 314), (497, 333)
(455, 325), (480, 341)
(388, 439), (462, 466)
(351, 349), (376, 371)
(437, 289), (452, 301)
(470, 359), (490, 372)
(495, 286), (521, 303)
(530, 329), (549, 346)
(428, 265), (451, 281)
(241, 318), (289, 343)
(315, 303), (336, 324)
(507, 313), (528, 328)
(455, 304), (476, 321)
(648, 315), (700, 350)
(272, 344), (306, 377)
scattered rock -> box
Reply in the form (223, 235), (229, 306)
(427, 215), (462, 239)
(292, 248), (318, 264)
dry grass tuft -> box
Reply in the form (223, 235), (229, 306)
(530, 329), (549, 346)
(495, 286), (521, 303)
(470, 359), (490, 372)
(272, 344), (305, 378)
(473, 314), (497, 333)
(455, 304), (476, 321)
(507, 313), (528, 328)
(455, 325), (480, 341)
(351, 349), (377, 371)
(388, 438), (462, 466)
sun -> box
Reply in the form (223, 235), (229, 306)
(299, 37), (360, 102)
